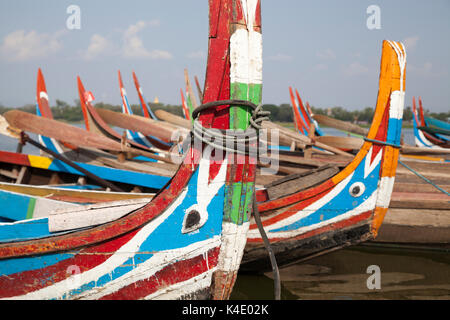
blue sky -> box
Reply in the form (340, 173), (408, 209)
(0, 0), (449, 112)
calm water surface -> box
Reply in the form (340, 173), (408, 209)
(231, 244), (450, 300)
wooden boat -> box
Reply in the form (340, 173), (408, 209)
(0, 149), (170, 192)
(0, 0), (261, 299)
(240, 39), (408, 271)
(0, 181), (153, 204)
(117, 70), (175, 151)
(32, 68), (175, 167)
(413, 96), (449, 148)
(132, 71), (159, 120)
(180, 88), (191, 120)
(412, 96), (449, 150)
(77, 75), (172, 158)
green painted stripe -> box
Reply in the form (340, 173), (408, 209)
(26, 197), (37, 220)
(186, 93), (194, 124)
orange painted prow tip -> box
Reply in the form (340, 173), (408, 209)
(418, 96), (426, 125)
(295, 88), (311, 126)
(77, 76), (86, 93)
(36, 68), (47, 93)
(76, 76), (90, 132)
(371, 207), (388, 237)
(118, 70), (125, 89)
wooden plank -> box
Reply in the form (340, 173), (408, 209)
(154, 109), (191, 129)
(15, 166), (30, 184)
(95, 107), (179, 143)
(313, 113), (369, 136)
(264, 165), (340, 200)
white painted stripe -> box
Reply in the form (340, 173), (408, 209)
(387, 41), (406, 92)
(39, 92), (49, 101)
(417, 129), (446, 150)
(364, 146), (382, 179)
(255, 171), (355, 234)
(217, 222), (250, 272)
(375, 176), (395, 208)
(77, 237), (221, 300)
(389, 91), (405, 120)
(247, 191), (378, 240)
(48, 199), (150, 232)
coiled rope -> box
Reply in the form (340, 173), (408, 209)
(192, 99), (281, 300)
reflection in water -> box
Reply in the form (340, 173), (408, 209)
(232, 244), (450, 300)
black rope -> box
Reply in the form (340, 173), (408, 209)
(252, 191), (281, 300)
(363, 137), (402, 149)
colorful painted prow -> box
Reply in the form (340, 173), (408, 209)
(242, 40), (407, 271)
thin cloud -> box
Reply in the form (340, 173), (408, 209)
(187, 50), (205, 59)
(402, 36), (419, 51)
(0, 29), (65, 62)
(267, 53), (292, 61)
(122, 20), (172, 60)
(344, 62), (370, 76)
(81, 34), (112, 60)
(409, 62), (447, 77)
(316, 48), (336, 60)
(314, 63), (328, 71)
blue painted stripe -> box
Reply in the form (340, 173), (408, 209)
(0, 190), (34, 221)
(270, 156), (380, 233)
(268, 145), (291, 151)
(0, 249), (75, 277)
(45, 159), (170, 189)
(0, 218), (62, 243)
(53, 184), (103, 190)
(425, 116), (450, 131)
(386, 118), (403, 146)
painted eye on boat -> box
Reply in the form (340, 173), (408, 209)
(181, 205), (207, 233)
(349, 182), (365, 197)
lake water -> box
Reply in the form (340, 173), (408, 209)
(231, 244), (450, 300)
(1, 124), (446, 301)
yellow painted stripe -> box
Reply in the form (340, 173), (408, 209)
(401, 154), (444, 162)
(28, 155), (53, 169)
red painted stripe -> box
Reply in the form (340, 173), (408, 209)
(99, 246), (220, 300)
(36, 69), (53, 119)
(0, 229), (139, 298)
(251, 185), (335, 229)
(133, 71), (150, 119)
(257, 179), (335, 213)
(0, 150), (31, 166)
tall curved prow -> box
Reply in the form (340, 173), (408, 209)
(132, 71), (158, 120)
(242, 40), (407, 270)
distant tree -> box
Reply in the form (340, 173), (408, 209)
(403, 106), (413, 122)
